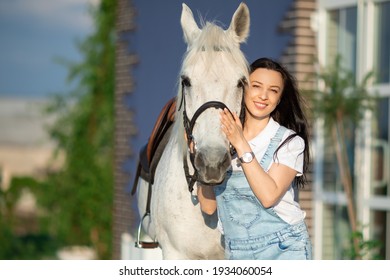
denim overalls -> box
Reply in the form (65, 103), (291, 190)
(214, 126), (312, 260)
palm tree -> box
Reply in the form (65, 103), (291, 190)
(310, 55), (375, 258)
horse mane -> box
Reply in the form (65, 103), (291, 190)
(173, 21), (249, 157)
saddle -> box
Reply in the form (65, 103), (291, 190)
(131, 97), (176, 249)
(131, 97), (176, 195)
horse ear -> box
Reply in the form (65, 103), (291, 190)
(228, 2), (250, 43)
(181, 3), (200, 45)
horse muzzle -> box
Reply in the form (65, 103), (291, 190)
(194, 147), (231, 185)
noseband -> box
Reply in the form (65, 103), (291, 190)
(178, 84), (236, 193)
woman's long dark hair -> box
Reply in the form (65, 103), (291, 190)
(242, 57), (310, 188)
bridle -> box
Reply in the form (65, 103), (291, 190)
(134, 76), (245, 249)
(178, 75), (244, 192)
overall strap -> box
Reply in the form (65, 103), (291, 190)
(259, 126), (287, 170)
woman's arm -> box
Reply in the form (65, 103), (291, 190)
(197, 185), (217, 215)
(220, 109), (297, 208)
(239, 158), (297, 208)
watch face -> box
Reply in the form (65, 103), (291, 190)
(240, 152), (254, 163)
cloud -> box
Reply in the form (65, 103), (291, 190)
(0, 0), (99, 31)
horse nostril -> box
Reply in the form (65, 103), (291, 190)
(218, 152), (231, 171)
(194, 152), (206, 168)
(194, 149), (231, 184)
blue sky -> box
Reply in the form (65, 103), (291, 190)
(0, 0), (98, 97)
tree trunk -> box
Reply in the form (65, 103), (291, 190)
(331, 111), (360, 258)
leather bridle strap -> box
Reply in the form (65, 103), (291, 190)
(186, 101), (233, 138)
(179, 88), (235, 192)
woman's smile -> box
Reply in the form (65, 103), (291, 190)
(253, 101), (268, 110)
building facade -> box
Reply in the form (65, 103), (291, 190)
(313, 0), (390, 260)
(281, 0), (390, 259)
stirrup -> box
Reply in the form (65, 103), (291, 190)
(135, 212), (159, 249)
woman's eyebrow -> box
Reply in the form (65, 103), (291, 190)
(251, 80), (281, 90)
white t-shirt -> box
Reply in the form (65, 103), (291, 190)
(232, 117), (306, 225)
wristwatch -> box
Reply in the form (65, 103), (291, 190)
(239, 152), (255, 163)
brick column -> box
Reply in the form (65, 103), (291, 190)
(278, 0), (317, 238)
(113, 0), (138, 259)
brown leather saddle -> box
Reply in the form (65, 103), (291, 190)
(131, 97), (176, 193)
(131, 97), (176, 249)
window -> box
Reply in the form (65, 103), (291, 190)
(369, 97), (390, 259)
(322, 204), (350, 259)
(319, 6), (359, 259)
(327, 7), (357, 76)
(374, 1), (390, 83)
(316, 0), (390, 260)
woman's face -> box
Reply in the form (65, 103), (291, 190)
(244, 68), (284, 121)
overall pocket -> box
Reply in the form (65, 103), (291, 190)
(222, 191), (262, 228)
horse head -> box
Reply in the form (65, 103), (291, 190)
(176, 3), (250, 186)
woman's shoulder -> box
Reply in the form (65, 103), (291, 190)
(282, 128), (305, 151)
(271, 120), (304, 150)
(266, 118), (305, 148)
(270, 118), (304, 143)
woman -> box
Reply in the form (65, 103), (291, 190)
(197, 57), (312, 260)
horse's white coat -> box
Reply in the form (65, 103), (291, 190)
(136, 3), (250, 259)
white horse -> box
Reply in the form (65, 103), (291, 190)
(136, 3), (250, 259)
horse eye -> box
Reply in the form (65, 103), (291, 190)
(181, 75), (191, 87)
(237, 77), (247, 88)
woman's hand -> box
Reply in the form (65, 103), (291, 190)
(220, 108), (245, 149)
